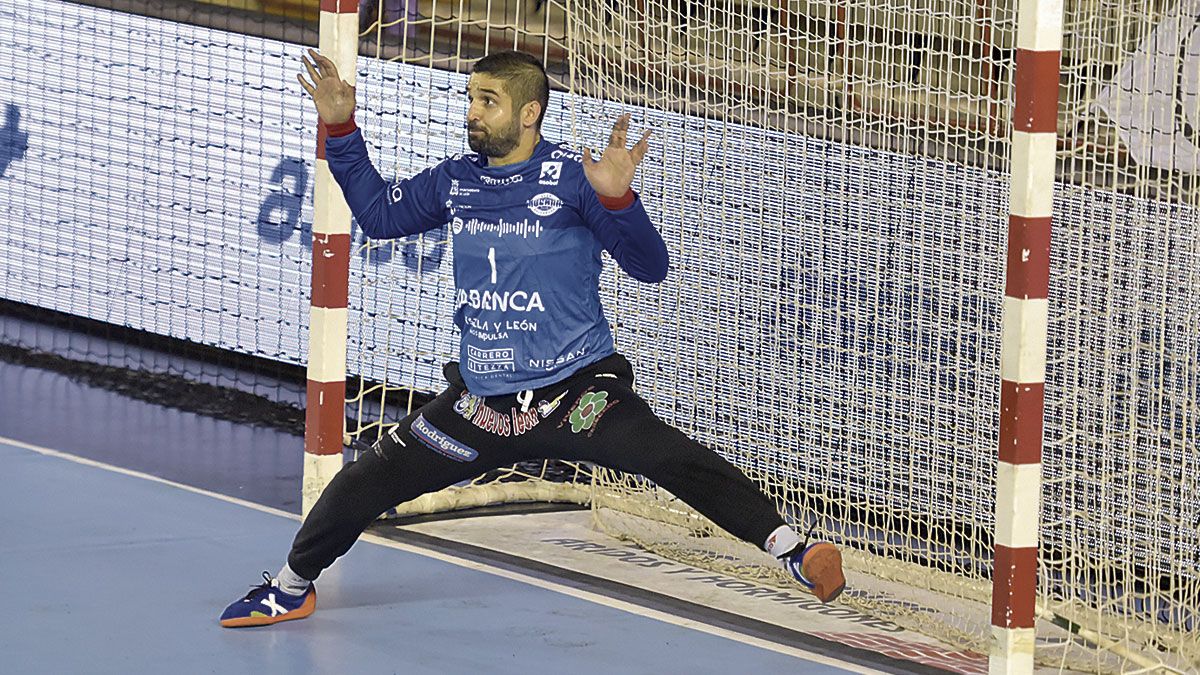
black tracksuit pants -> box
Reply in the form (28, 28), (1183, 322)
(288, 353), (787, 580)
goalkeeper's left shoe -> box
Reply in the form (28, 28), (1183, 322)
(219, 572), (316, 628)
(783, 542), (845, 603)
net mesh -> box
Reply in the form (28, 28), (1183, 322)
(558, 0), (1199, 671)
(2, 1), (1197, 670)
(564, 0), (1014, 662)
(0, 0), (317, 365)
(1046, 0), (1200, 667)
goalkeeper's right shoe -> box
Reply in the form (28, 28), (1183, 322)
(783, 542), (845, 604)
(219, 572), (316, 628)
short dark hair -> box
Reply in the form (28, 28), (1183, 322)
(472, 50), (550, 128)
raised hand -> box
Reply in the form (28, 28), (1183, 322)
(582, 113), (652, 198)
(297, 48), (356, 125)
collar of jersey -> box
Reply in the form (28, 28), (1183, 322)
(477, 138), (553, 171)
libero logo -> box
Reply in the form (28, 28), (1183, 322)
(410, 414), (478, 462)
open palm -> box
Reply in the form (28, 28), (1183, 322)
(297, 48), (356, 125)
(582, 113), (652, 198)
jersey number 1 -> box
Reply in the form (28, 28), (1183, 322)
(487, 247), (497, 284)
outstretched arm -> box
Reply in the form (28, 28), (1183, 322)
(298, 50), (444, 239)
(580, 114), (668, 283)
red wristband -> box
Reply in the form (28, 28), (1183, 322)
(323, 117), (358, 137)
(598, 188), (636, 211)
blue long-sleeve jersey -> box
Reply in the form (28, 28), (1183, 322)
(325, 129), (669, 396)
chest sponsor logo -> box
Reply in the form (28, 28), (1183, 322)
(457, 289), (545, 313)
(466, 345), (516, 374)
(539, 161), (562, 185)
(527, 192), (562, 217)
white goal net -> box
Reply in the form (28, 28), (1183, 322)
(345, 1), (1199, 671)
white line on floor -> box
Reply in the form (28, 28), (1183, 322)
(1, 435), (887, 675)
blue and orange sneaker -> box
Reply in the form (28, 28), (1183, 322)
(219, 572), (316, 628)
(783, 541), (845, 603)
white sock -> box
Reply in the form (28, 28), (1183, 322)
(275, 563), (311, 596)
(764, 524), (802, 559)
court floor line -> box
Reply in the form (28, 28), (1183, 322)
(1, 434), (890, 674)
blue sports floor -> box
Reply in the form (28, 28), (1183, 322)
(0, 358), (894, 674)
(0, 437), (873, 674)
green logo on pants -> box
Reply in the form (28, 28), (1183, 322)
(568, 390), (609, 433)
